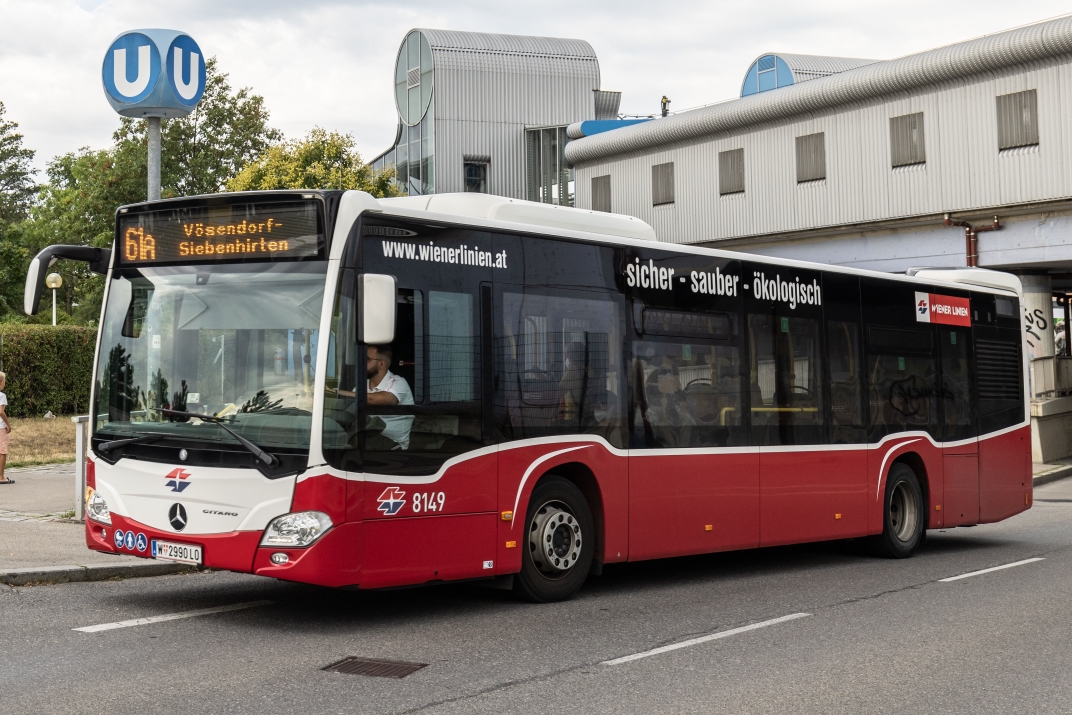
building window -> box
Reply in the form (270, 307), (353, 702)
(795, 133), (826, 183)
(719, 148), (745, 196)
(591, 175), (611, 212)
(652, 162), (674, 206)
(526, 126), (574, 206)
(464, 162), (488, 193)
(996, 89), (1039, 151)
(890, 113), (926, 168)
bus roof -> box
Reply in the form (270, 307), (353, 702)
(359, 192), (1022, 298)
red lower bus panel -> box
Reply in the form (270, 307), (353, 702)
(253, 521), (362, 588)
(629, 451), (759, 561)
(943, 442), (979, 526)
(292, 473), (347, 526)
(979, 426), (1031, 523)
(497, 441), (629, 567)
(759, 448), (868, 547)
(86, 513), (262, 573)
(867, 439), (944, 533)
(362, 452), (497, 521)
(360, 513), (497, 589)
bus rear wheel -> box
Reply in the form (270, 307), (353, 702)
(515, 476), (594, 603)
(872, 462), (925, 558)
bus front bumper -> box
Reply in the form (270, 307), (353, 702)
(85, 513), (363, 588)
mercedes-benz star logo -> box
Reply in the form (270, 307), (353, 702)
(168, 503), (188, 532)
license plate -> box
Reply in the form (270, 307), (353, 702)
(151, 540), (203, 565)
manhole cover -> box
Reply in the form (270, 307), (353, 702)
(322, 656), (428, 679)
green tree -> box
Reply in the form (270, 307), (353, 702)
(113, 58), (281, 197)
(0, 102), (36, 222)
(0, 103), (37, 317)
(227, 127), (399, 197)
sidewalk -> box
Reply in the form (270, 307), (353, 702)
(0, 464), (191, 586)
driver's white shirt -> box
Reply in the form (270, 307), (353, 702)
(368, 370), (414, 449)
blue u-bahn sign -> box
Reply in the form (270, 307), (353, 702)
(102, 29), (206, 117)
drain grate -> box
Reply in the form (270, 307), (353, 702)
(322, 656), (428, 679)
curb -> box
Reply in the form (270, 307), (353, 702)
(2, 561), (195, 587)
(1034, 465), (1072, 487)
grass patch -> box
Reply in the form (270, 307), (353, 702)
(6, 416), (77, 468)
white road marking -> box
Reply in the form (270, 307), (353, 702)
(73, 600), (272, 633)
(939, 558), (1044, 583)
(602, 613), (811, 666)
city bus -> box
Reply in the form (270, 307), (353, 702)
(24, 190), (1031, 602)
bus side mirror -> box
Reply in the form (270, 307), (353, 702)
(24, 244), (112, 315)
(359, 273), (397, 345)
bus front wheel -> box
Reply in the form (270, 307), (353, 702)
(872, 462), (925, 558)
(515, 476), (594, 602)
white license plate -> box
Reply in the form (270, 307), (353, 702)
(151, 540), (203, 565)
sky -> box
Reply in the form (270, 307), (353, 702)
(1, 0), (1070, 174)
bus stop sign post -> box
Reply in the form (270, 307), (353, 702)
(101, 30), (206, 200)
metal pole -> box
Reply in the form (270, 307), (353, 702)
(72, 415), (88, 521)
(52, 288), (57, 326)
(147, 116), (162, 201)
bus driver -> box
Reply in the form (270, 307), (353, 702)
(364, 345), (414, 450)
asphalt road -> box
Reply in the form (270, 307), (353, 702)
(4, 480), (1072, 715)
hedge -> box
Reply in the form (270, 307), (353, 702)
(0, 325), (96, 417)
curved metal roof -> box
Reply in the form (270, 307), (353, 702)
(418, 29), (597, 59)
(566, 15), (1072, 166)
(773, 53), (880, 82)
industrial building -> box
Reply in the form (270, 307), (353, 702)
(370, 29), (623, 205)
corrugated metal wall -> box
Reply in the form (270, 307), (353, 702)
(574, 58), (1072, 245)
(424, 30), (600, 197)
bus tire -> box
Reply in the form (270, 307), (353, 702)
(514, 475), (594, 603)
(872, 462), (925, 558)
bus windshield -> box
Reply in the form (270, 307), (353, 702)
(93, 261), (327, 458)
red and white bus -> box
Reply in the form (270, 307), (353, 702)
(25, 190), (1031, 601)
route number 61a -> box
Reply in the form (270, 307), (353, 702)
(413, 492), (446, 513)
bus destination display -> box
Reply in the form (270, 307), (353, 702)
(117, 201), (322, 265)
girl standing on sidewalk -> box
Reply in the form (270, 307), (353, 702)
(0, 371), (11, 484)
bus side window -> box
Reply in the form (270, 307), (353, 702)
(827, 320), (865, 443)
(866, 326), (939, 440)
(631, 339), (743, 448)
(747, 313), (824, 446)
(497, 289), (625, 447)
(938, 326), (974, 441)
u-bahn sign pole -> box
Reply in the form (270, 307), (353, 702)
(102, 30), (206, 201)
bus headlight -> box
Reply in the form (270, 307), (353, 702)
(86, 488), (112, 525)
(261, 511), (332, 548)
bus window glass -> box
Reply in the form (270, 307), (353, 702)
(497, 289), (625, 447)
(827, 320), (865, 443)
(363, 288), (482, 470)
(747, 314), (824, 445)
(866, 326), (939, 439)
(631, 338), (743, 448)
(94, 262), (326, 472)
(939, 326), (974, 441)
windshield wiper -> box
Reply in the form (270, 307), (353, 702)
(97, 433), (169, 453)
(153, 408), (278, 467)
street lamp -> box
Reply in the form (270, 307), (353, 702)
(45, 273), (62, 326)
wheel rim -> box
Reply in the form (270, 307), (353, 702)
(528, 500), (582, 579)
(890, 481), (919, 542)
